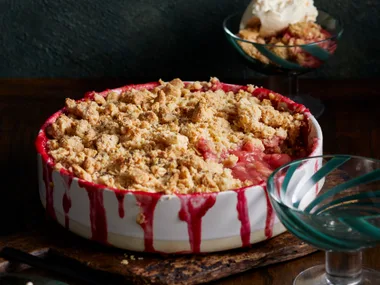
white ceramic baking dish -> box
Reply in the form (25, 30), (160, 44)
(35, 81), (322, 253)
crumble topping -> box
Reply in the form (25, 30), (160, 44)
(46, 78), (307, 194)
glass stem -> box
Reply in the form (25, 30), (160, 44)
(325, 251), (363, 285)
(288, 74), (299, 99)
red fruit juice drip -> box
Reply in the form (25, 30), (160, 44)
(263, 187), (275, 239)
(79, 181), (108, 244)
(61, 174), (73, 229)
(42, 163), (56, 220)
(178, 194), (217, 253)
(135, 195), (160, 252)
(236, 189), (251, 247)
(115, 192), (125, 219)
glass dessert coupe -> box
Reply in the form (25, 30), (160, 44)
(223, 10), (343, 118)
(267, 155), (380, 285)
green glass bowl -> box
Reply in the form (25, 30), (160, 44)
(267, 155), (380, 285)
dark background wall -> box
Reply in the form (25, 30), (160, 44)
(1, 0), (380, 79)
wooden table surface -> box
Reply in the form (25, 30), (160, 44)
(1, 78), (380, 284)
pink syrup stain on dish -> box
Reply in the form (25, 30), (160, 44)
(115, 192), (125, 219)
(78, 181), (108, 245)
(42, 162), (57, 221)
(236, 186), (275, 240)
(235, 188), (251, 247)
(263, 186), (275, 239)
(135, 194), (161, 252)
(314, 160), (319, 194)
(61, 173), (73, 229)
(178, 194), (217, 253)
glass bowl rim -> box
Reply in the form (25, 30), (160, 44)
(267, 154), (380, 215)
(223, 10), (344, 48)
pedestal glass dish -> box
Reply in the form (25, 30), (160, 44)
(267, 155), (380, 285)
(223, 11), (343, 118)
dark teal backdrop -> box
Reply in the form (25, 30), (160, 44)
(1, 0), (379, 79)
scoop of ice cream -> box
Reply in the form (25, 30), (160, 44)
(252, 0), (318, 37)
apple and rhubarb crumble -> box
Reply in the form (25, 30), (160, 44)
(238, 21), (336, 68)
(45, 78), (308, 194)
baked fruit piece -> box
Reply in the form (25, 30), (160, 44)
(46, 78), (309, 194)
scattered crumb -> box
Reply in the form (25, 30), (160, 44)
(138, 257), (144, 260)
(130, 255), (136, 260)
(121, 259), (129, 265)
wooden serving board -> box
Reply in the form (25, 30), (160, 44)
(0, 222), (317, 285)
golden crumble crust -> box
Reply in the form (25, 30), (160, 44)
(46, 78), (307, 194)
